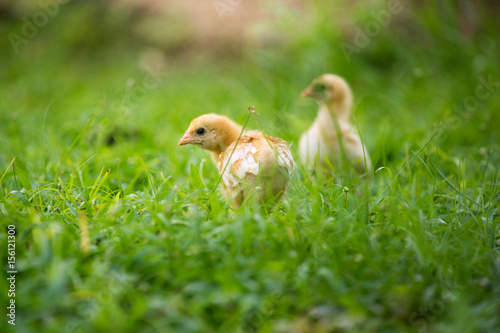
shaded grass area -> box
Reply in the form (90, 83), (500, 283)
(0, 1), (499, 332)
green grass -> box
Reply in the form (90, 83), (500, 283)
(1, 1), (499, 332)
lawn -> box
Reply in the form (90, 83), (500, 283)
(0, 1), (499, 332)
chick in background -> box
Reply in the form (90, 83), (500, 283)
(299, 74), (372, 175)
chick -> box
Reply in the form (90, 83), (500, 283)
(299, 74), (372, 174)
(179, 113), (296, 208)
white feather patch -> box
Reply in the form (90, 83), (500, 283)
(218, 143), (260, 189)
(276, 144), (296, 176)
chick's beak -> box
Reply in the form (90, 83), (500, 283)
(301, 87), (313, 98)
(178, 132), (198, 146)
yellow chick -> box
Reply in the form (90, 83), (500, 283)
(299, 74), (372, 174)
(179, 113), (296, 208)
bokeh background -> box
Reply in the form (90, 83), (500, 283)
(1, 0), (498, 168)
(0, 0), (499, 332)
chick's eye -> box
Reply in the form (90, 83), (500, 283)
(196, 128), (206, 135)
(314, 83), (326, 92)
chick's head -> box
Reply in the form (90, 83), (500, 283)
(178, 114), (242, 154)
(302, 74), (352, 106)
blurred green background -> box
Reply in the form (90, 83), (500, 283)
(0, 0), (499, 332)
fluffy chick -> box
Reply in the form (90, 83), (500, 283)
(299, 74), (372, 174)
(179, 113), (296, 208)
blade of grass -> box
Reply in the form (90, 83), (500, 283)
(58, 102), (104, 170)
(0, 156), (16, 183)
(213, 107), (256, 193)
(89, 167), (111, 203)
(370, 127), (441, 210)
